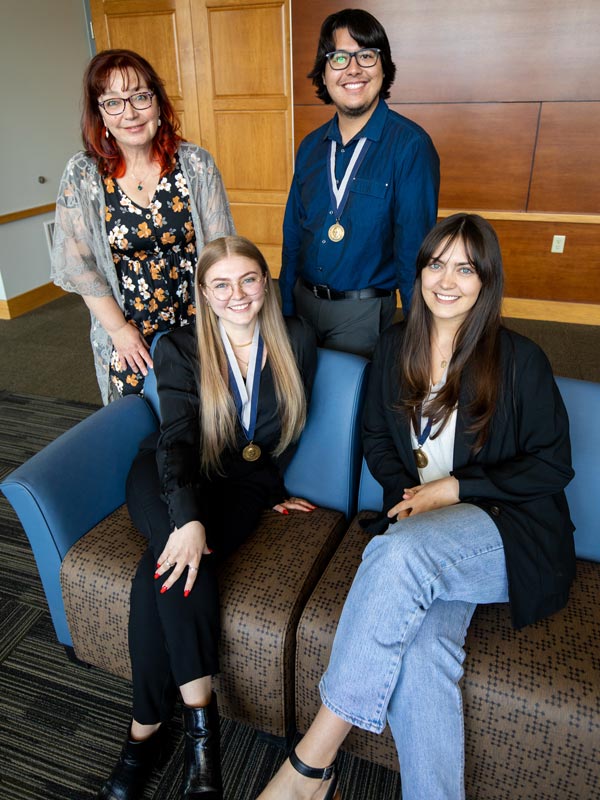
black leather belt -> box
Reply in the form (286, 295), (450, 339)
(301, 279), (394, 301)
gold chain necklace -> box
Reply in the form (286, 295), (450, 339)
(432, 338), (452, 369)
(129, 164), (155, 192)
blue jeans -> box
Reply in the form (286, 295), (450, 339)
(319, 503), (509, 800)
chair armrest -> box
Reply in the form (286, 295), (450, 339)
(1, 395), (158, 644)
(357, 458), (384, 512)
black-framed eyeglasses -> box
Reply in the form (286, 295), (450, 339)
(98, 91), (155, 116)
(325, 48), (381, 70)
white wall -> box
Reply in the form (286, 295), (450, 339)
(0, 0), (92, 300)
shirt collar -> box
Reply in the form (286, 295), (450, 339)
(324, 97), (387, 145)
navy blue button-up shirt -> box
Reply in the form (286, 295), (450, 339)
(279, 99), (440, 315)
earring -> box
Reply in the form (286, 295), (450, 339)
(157, 117), (162, 127)
(105, 127), (109, 139)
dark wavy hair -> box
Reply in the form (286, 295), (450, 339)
(81, 49), (182, 178)
(398, 213), (505, 451)
(307, 9), (396, 104)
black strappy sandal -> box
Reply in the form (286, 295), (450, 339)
(289, 748), (341, 800)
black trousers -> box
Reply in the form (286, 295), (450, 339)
(294, 281), (397, 359)
(126, 444), (268, 724)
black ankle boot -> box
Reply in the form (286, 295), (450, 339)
(182, 694), (223, 799)
(96, 724), (166, 800)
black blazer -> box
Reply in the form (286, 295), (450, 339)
(153, 317), (317, 532)
(363, 323), (576, 629)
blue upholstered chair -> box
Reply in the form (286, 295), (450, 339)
(1, 346), (369, 739)
(296, 375), (600, 797)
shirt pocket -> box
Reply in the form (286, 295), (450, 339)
(350, 177), (389, 199)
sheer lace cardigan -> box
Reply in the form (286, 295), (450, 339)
(50, 142), (235, 404)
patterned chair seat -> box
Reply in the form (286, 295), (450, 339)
(295, 514), (600, 798)
(61, 503), (347, 735)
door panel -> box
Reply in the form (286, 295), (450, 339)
(191, 0), (292, 273)
(90, 0), (293, 272)
(89, 0), (202, 145)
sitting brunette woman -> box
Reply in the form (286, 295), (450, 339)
(258, 213), (575, 800)
(97, 236), (317, 800)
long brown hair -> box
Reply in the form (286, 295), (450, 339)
(399, 213), (504, 451)
(81, 49), (182, 178)
(195, 237), (307, 473)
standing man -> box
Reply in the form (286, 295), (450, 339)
(280, 8), (440, 357)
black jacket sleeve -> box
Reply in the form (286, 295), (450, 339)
(362, 325), (417, 515)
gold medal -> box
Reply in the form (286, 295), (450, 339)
(328, 222), (345, 242)
(242, 442), (261, 462)
(413, 448), (428, 469)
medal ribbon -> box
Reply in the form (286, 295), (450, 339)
(327, 137), (371, 220)
(416, 410), (433, 450)
(219, 321), (263, 442)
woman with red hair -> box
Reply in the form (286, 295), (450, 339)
(51, 49), (234, 404)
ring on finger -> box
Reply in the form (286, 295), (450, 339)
(188, 565), (198, 573)
(164, 559), (172, 568)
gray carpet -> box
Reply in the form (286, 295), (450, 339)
(0, 391), (400, 799)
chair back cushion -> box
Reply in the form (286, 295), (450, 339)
(284, 349), (369, 518)
(555, 377), (600, 561)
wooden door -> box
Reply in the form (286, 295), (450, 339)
(89, 0), (203, 146)
(90, 0), (294, 273)
(190, 0), (293, 271)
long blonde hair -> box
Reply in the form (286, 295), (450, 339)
(195, 236), (307, 473)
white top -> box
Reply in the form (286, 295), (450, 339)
(410, 374), (457, 483)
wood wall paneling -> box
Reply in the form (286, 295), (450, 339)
(293, 105), (332, 150)
(528, 103), (600, 214)
(294, 103), (540, 211)
(292, 0), (600, 104)
(290, 1), (600, 318)
(494, 220), (600, 304)
(393, 103), (540, 211)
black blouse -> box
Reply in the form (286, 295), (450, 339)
(153, 317), (317, 531)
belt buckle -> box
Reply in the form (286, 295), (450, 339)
(315, 283), (332, 300)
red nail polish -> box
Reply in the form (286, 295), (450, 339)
(160, 585), (168, 594)
(207, 548), (214, 554)
(281, 508), (289, 515)
(184, 590), (190, 598)
(156, 561), (160, 568)
(154, 571), (160, 579)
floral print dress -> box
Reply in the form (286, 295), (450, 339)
(103, 157), (197, 396)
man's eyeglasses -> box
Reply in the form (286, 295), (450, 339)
(98, 91), (155, 116)
(204, 274), (266, 302)
(325, 48), (381, 70)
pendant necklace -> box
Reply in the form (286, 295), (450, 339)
(432, 338), (452, 370)
(130, 164), (155, 192)
(232, 340), (253, 368)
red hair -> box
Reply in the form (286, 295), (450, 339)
(81, 49), (183, 178)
